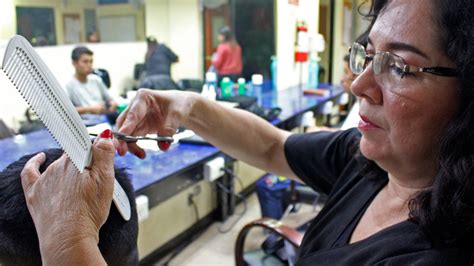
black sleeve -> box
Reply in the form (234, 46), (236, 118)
(284, 128), (360, 194)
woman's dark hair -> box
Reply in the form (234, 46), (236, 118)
(358, 0), (474, 247)
(219, 26), (235, 43)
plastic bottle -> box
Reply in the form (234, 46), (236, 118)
(237, 78), (246, 96)
(220, 77), (233, 98)
(270, 56), (278, 107)
(270, 56), (277, 91)
(203, 72), (217, 101)
(308, 56), (320, 89)
(251, 74), (263, 106)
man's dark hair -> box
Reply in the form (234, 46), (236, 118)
(0, 149), (139, 265)
(357, 0), (474, 247)
(71, 46), (93, 61)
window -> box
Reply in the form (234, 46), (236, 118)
(16, 7), (56, 46)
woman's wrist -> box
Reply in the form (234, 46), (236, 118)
(41, 236), (105, 265)
(180, 92), (203, 128)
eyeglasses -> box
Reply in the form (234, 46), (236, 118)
(349, 42), (457, 90)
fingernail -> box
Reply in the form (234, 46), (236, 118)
(99, 129), (113, 139)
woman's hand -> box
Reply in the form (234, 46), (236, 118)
(20, 130), (116, 265)
(115, 89), (196, 158)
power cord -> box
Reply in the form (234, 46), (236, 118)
(160, 189), (201, 266)
(217, 167), (248, 233)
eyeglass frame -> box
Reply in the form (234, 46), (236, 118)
(349, 42), (457, 79)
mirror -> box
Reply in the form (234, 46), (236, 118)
(12, 0), (146, 46)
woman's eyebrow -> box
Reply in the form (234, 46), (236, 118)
(367, 37), (429, 59)
(387, 42), (429, 59)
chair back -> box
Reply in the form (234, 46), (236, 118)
(139, 75), (180, 90)
(93, 68), (111, 88)
(177, 79), (204, 92)
(235, 218), (303, 266)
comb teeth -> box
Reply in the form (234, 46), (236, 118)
(1, 36), (92, 172)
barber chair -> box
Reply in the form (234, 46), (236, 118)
(235, 217), (307, 266)
(283, 181), (326, 217)
(177, 78), (204, 93)
(139, 75), (180, 90)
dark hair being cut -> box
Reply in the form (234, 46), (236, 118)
(0, 149), (139, 265)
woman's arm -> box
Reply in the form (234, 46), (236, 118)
(116, 90), (298, 179)
(187, 95), (296, 178)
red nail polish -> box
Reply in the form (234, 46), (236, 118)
(158, 140), (172, 151)
(99, 129), (113, 139)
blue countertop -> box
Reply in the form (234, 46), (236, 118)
(0, 129), (219, 191)
(0, 84), (342, 192)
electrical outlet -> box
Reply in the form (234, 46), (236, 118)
(204, 156), (225, 182)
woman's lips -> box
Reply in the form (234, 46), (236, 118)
(358, 115), (381, 130)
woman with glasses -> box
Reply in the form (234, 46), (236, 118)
(21, 0), (473, 264)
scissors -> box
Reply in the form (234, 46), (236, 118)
(90, 131), (174, 151)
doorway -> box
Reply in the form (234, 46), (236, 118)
(203, 3), (230, 72)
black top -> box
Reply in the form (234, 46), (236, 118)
(145, 44), (178, 77)
(284, 129), (471, 265)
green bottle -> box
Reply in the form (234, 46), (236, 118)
(220, 77), (232, 98)
(237, 78), (246, 96)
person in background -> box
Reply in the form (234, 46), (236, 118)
(66, 46), (117, 115)
(140, 36), (180, 90)
(10, 130), (138, 265)
(341, 54), (356, 94)
(306, 53), (360, 132)
(212, 26), (243, 83)
(87, 31), (100, 43)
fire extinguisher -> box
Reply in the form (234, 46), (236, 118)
(295, 21), (309, 62)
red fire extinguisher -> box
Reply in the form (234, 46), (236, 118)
(295, 21), (309, 62)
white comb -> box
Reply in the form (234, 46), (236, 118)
(1, 35), (131, 221)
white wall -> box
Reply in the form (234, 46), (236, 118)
(0, 42), (146, 130)
(0, 1), (16, 41)
(145, 0), (203, 81)
(275, 0), (319, 90)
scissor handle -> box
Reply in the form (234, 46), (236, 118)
(89, 132), (174, 143)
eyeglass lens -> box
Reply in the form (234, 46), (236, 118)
(350, 43), (407, 90)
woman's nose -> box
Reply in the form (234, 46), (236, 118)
(350, 65), (383, 105)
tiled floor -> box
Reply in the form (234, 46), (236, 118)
(156, 192), (320, 266)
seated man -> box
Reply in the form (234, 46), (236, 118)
(0, 149), (138, 265)
(66, 46), (117, 115)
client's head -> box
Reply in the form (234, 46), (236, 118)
(0, 149), (139, 265)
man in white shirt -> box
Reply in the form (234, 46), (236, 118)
(65, 46), (117, 114)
